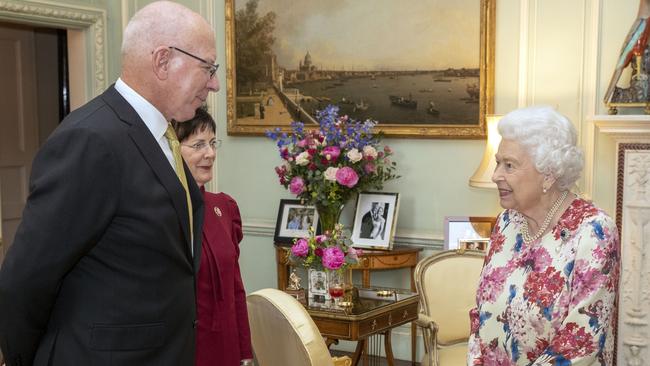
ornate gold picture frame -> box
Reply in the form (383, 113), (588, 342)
(225, 0), (495, 138)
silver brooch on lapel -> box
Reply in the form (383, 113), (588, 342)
(214, 207), (222, 217)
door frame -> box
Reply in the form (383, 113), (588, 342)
(0, 0), (107, 101)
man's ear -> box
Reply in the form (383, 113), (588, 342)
(151, 46), (171, 80)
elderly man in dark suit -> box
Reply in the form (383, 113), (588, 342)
(0, 2), (219, 365)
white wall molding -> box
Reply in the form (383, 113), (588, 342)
(594, 115), (650, 138)
(242, 220), (444, 249)
(517, 0), (531, 108)
(577, 0), (602, 180)
(584, 115), (650, 200)
(0, 0), (107, 99)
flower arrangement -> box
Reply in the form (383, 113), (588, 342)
(266, 105), (399, 230)
(289, 224), (361, 271)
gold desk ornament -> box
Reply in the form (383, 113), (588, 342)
(376, 290), (395, 297)
(285, 269), (307, 305)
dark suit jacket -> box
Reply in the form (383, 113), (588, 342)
(0, 85), (204, 366)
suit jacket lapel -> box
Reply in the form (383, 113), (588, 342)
(101, 86), (195, 259)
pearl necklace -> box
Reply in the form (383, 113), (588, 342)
(521, 190), (568, 244)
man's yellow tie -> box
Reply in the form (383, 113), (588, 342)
(164, 124), (194, 252)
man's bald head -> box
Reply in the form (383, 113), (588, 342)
(121, 1), (213, 71)
(119, 1), (219, 121)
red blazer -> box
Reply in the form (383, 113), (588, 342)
(195, 190), (252, 366)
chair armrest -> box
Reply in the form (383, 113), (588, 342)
(333, 356), (352, 366)
(416, 313), (438, 331)
(416, 313), (439, 359)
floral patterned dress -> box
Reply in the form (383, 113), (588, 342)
(467, 198), (619, 366)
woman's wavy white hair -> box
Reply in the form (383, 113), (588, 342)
(497, 106), (584, 191)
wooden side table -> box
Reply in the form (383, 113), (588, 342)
(307, 288), (419, 366)
(274, 245), (422, 365)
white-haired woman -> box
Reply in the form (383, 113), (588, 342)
(467, 106), (619, 365)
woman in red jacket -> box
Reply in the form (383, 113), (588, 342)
(174, 107), (253, 366)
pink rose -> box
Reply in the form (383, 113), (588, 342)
(347, 247), (362, 260)
(289, 177), (305, 195)
(384, 145), (393, 154)
(322, 146), (341, 161)
(315, 235), (328, 244)
(335, 166), (359, 188)
(363, 162), (376, 174)
(315, 248), (324, 257)
(291, 238), (309, 257)
(297, 139), (308, 148)
(322, 247), (345, 270)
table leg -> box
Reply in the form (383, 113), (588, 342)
(362, 269), (370, 287)
(276, 247), (290, 291)
(411, 322), (417, 365)
(360, 267), (370, 366)
(352, 338), (366, 366)
(325, 337), (339, 349)
(384, 330), (395, 366)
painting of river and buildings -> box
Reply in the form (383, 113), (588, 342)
(226, 0), (495, 138)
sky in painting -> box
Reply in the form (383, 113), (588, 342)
(236, 0), (481, 71)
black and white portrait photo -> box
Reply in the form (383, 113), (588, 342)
(359, 202), (388, 240)
(351, 192), (399, 250)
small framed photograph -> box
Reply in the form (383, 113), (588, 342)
(459, 238), (490, 252)
(274, 199), (320, 246)
(350, 192), (399, 250)
(444, 216), (496, 250)
(307, 269), (330, 307)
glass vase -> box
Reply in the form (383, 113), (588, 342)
(316, 203), (345, 233)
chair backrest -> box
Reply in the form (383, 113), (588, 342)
(247, 288), (334, 366)
(414, 249), (485, 345)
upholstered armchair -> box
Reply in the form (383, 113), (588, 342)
(247, 288), (351, 366)
(414, 249), (485, 366)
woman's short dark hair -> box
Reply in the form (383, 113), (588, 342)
(172, 105), (216, 142)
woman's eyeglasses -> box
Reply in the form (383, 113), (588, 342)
(181, 140), (222, 152)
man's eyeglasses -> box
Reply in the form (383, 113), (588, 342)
(169, 46), (219, 79)
(181, 140), (222, 152)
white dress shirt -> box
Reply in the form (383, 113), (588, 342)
(114, 78), (176, 172)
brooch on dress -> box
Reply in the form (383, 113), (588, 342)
(560, 228), (570, 243)
(214, 207), (222, 217)
(554, 228), (571, 253)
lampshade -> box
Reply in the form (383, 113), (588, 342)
(469, 115), (502, 188)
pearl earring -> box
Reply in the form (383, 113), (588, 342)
(543, 187), (547, 193)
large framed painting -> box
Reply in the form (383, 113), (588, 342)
(225, 0), (495, 139)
